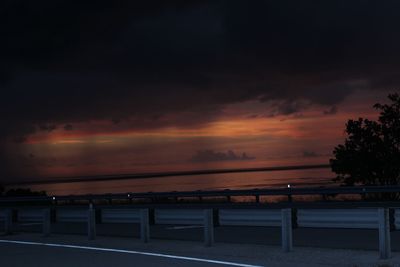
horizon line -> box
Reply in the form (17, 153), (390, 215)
(3, 163), (331, 187)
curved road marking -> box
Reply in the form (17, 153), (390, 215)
(0, 240), (264, 267)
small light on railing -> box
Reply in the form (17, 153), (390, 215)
(287, 184), (291, 188)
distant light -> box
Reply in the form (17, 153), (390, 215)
(127, 194), (131, 198)
(287, 184), (291, 188)
(52, 196), (56, 200)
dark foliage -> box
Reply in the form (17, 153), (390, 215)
(2, 188), (47, 197)
(330, 93), (400, 199)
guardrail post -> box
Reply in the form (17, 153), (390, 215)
(42, 209), (51, 237)
(88, 204), (96, 240)
(204, 209), (214, 247)
(378, 208), (391, 259)
(140, 209), (150, 243)
(281, 208), (293, 252)
(4, 209), (12, 235)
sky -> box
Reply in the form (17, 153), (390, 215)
(0, 1), (399, 182)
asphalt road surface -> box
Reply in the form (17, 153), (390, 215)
(3, 220), (400, 266)
(0, 241), (260, 267)
(1, 233), (400, 267)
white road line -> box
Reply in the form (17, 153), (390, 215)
(0, 239), (264, 267)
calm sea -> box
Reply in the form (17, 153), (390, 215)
(22, 167), (336, 196)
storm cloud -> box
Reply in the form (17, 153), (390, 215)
(190, 150), (255, 162)
(1, 0), (399, 140)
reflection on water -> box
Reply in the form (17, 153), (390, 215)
(23, 168), (336, 195)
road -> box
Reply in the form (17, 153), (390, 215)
(3, 221), (400, 266)
(0, 241), (259, 267)
(1, 233), (400, 267)
(8, 222), (400, 251)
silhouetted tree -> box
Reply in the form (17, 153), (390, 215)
(4, 188), (47, 197)
(330, 93), (400, 199)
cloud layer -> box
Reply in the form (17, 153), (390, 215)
(1, 1), (399, 180)
(190, 150), (255, 162)
(1, 1), (399, 140)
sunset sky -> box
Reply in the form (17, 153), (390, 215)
(1, 1), (399, 182)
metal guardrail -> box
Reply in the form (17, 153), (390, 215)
(14, 208), (51, 236)
(395, 209), (400, 230)
(1, 185), (400, 204)
(155, 209), (205, 225)
(101, 209), (141, 223)
(297, 209), (379, 229)
(6, 206), (399, 230)
(0, 206), (398, 258)
(0, 210), (8, 221)
(0, 183), (399, 258)
(56, 208), (88, 223)
(18, 209), (46, 223)
(219, 209), (281, 227)
(0, 209), (12, 234)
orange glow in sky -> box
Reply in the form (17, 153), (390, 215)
(7, 89), (386, 179)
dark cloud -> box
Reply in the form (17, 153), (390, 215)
(323, 106), (338, 115)
(111, 119), (121, 125)
(190, 150), (255, 163)
(64, 124), (73, 131)
(302, 150), (319, 158)
(39, 124), (57, 132)
(265, 99), (312, 117)
(0, 0), (399, 142)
